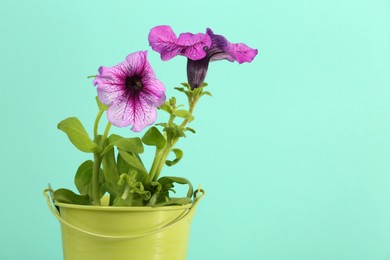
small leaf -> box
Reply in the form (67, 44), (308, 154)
(169, 97), (176, 106)
(53, 188), (90, 205)
(116, 152), (148, 183)
(185, 127), (196, 134)
(74, 160), (93, 196)
(118, 150), (148, 174)
(163, 123), (187, 138)
(117, 153), (129, 174)
(142, 126), (166, 149)
(202, 91), (212, 97)
(159, 101), (172, 113)
(101, 146), (120, 197)
(180, 82), (191, 89)
(102, 134), (144, 155)
(173, 110), (194, 121)
(57, 117), (101, 153)
(113, 172), (151, 206)
(158, 176), (193, 198)
(174, 87), (185, 93)
(155, 123), (168, 128)
(151, 181), (162, 193)
(116, 137), (144, 154)
(165, 148), (184, 167)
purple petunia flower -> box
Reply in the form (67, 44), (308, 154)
(93, 51), (166, 132)
(148, 25), (258, 89)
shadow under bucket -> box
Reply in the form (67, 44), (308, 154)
(44, 189), (205, 260)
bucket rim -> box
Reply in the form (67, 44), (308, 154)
(54, 201), (193, 212)
(44, 188), (205, 239)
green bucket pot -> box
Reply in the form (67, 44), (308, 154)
(44, 189), (205, 260)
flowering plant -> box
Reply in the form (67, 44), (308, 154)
(50, 25), (258, 206)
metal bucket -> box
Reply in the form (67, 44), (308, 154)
(44, 189), (204, 260)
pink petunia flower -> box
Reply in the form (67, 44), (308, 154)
(93, 51), (166, 132)
(148, 26), (258, 89)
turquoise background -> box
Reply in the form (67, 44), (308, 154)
(1, 0), (390, 259)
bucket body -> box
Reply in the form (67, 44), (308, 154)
(55, 201), (196, 260)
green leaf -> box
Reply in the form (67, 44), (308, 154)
(116, 152), (149, 185)
(137, 169), (151, 186)
(101, 146), (120, 197)
(142, 126), (166, 149)
(165, 148), (184, 166)
(174, 87), (185, 93)
(115, 137), (143, 153)
(159, 101), (173, 113)
(173, 110), (194, 121)
(102, 134), (144, 155)
(117, 152), (129, 174)
(185, 127), (196, 134)
(53, 188), (90, 205)
(180, 82), (191, 89)
(57, 117), (101, 153)
(202, 91), (212, 97)
(74, 160), (93, 196)
(118, 149), (148, 174)
(155, 123), (168, 128)
(169, 97), (177, 106)
(163, 123), (187, 138)
(95, 96), (108, 111)
(113, 172), (151, 206)
(158, 176), (193, 198)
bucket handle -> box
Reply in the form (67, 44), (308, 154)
(43, 188), (205, 240)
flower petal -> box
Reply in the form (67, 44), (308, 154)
(206, 28), (258, 63)
(228, 43), (258, 64)
(177, 32), (211, 60)
(94, 65), (126, 105)
(123, 51), (149, 76)
(106, 92), (156, 131)
(148, 25), (181, 61)
(143, 78), (166, 106)
(131, 105), (157, 132)
(205, 28), (234, 62)
(97, 87), (124, 106)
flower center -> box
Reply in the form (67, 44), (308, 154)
(125, 76), (143, 92)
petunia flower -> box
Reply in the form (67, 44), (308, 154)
(93, 51), (166, 132)
(148, 26), (258, 89)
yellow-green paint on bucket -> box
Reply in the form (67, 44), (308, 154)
(44, 189), (204, 260)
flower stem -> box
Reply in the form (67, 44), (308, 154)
(149, 87), (203, 182)
(100, 122), (112, 146)
(94, 110), (104, 140)
(121, 185), (131, 200)
(150, 142), (174, 181)
(151, 101), (198, 182)
(180, 103), (195, 127)
(149, 149), (164, 181)
(91, 110), (112, 206)
(92, 153), (102, 206)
